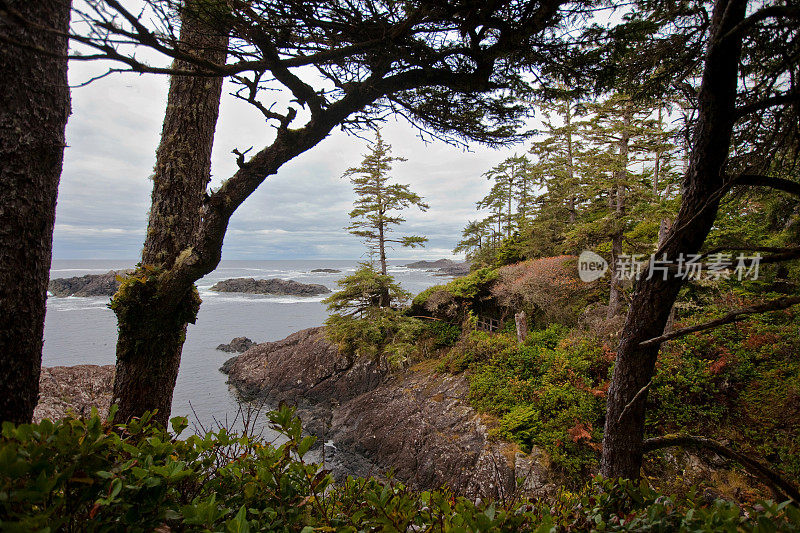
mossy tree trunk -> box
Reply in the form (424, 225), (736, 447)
(111, 8), (228, 427)
(0, 0), (71, 424)
(600, 0), (746, 480)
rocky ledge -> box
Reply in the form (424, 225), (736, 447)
(221, 327), (556, 499)
(404, 259), (470, 277)
(210, 278), (331, 296)
(48, 270), (132, 297)
(34, 365), (114, 423)
(310, 268), (342, 273)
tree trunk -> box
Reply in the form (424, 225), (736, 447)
(112, 7), (228, 427)
(565, 102), (577, 224)
(0, 0), (71, 424)
(515, 311), (528, 343)
(377, 210), (390, 306)
(600, 0), (746, 480)
(607, 110), (630, 318)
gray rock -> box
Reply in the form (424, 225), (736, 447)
(217, 336), (257, 353)
(210, 277), (331, 296)
(310, 268), (342, 273)
(404, 259), (458, 269)
(48, 269), (133, 297)
(34, 365), (115, 422)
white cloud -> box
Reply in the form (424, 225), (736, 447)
(55, 60), (528, 261)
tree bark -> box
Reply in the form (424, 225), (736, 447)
(0, 0), (71, 424)
(607, 109), (630, 318)
(600, 0), (747, 480)
(111, 7), (228, 427)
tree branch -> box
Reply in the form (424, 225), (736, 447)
(730, 174), (800, 198)
(735, 91), (800, 119)
(644, 434), (800, 503)
(722, 6), (800, 43)
(639, 295), (800, 347)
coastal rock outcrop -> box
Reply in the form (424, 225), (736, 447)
(210, 278), (331, 296)
(222, 327), (556, 498)
(48, 270), (132, 297)
(33, 365), (114, 423)
(310, 268), (342, 273)
(216, 336), (257, 353)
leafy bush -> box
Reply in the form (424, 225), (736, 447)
(445, 326), (610, 481)
(2, 409), (798, 532)
(426, 320), (461, 348)
(325, 309), (424, 367)
(323, 264), (425, 367)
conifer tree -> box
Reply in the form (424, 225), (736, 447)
(569, 93), (679, 316)
(344, 131), (428, 305)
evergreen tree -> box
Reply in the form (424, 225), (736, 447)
(569, 93), (680, 316)
(344, 131), (428, 305)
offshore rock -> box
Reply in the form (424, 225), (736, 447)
(217, 336), (257, 353)
(404, 259), (470, 277)
(310, 268), (342, 273)
(210, 277), (331, 296)
(48, 270), (132, 297)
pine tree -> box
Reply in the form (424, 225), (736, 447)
(344, 131), (428, 305)
(569, 93), (680, 316)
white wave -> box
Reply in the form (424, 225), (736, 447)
(198, 292), (327, 304)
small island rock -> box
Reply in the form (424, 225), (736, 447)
(217, 336), (257, 353)
(210, 277), (331, 296)
(310, 268), (342, 273)
(48, 269), (133, 297)
(403, 259), (470, 277)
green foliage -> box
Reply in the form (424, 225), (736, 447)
(3, 409), (798, 532)
(459, 326), (609, 481)
(109, 264), (202, 329)
(325, 308), (424, 367)
(426, 321), (461, 348)
(444, 268), (499, 300)
(323, 264), (410, 316)
(647, 295), (800, 480)
(323, 264), (423, 367)
(343, 131), (428, 271)
(0, 406), (323, 532)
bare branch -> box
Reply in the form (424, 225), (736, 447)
(723, 6), (800, 42)
(640, 295), (800, 347)
(735, 91), (800, 119)
(731, 174), (800, 198)
(644, 434), (800, 503)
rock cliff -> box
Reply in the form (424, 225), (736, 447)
(33, 365), (114, 423)
(222, 327), (556, 499)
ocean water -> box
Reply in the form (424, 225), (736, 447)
(44, 259), (448, 432)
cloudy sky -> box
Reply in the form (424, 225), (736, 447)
(54, 58), (529, 262)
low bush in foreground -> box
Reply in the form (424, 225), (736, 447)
(2, 407), (799, 532)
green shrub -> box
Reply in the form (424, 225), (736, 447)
(454, 326), (609, 482)
(426, 320), (461, 348)
(2, 409), (798, 532)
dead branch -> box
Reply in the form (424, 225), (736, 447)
(643, 434), (800, 503)
(639, 295), (800, 347)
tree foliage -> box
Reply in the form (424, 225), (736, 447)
(344, 131), (428, 277)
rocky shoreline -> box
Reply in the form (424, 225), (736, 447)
(221, 327), (556, 498)
(33, 365), (114, 423)
(210, 277), (331, 296)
